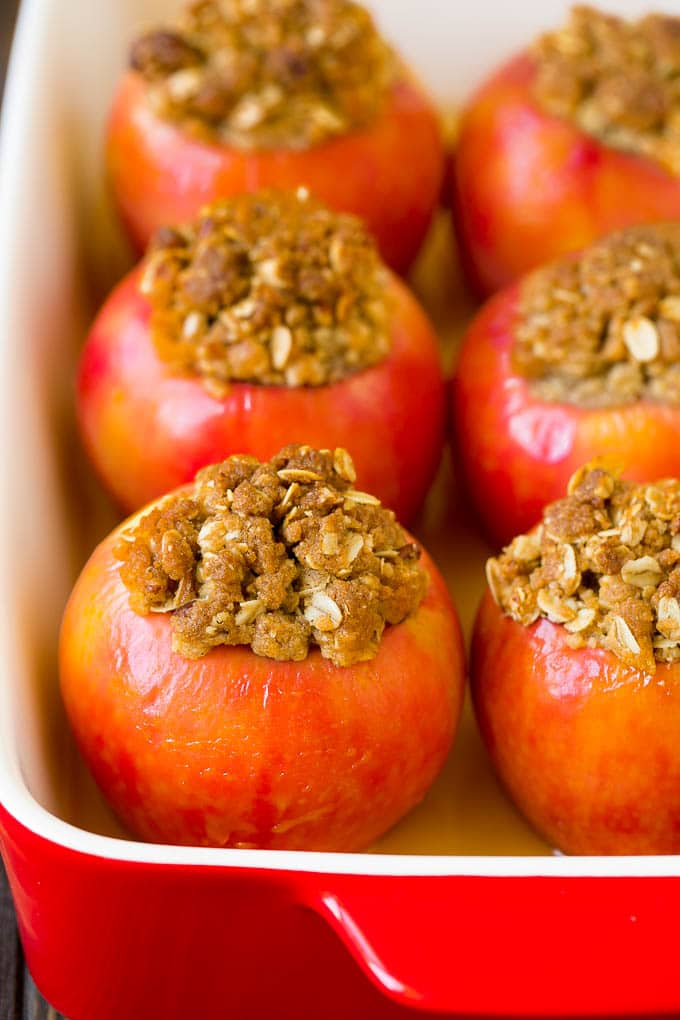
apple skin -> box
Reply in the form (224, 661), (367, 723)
(472, 590), (680, 855)
(77, 268), (445, 523)
(452, 282), (680, 547)
(107, 72), (444, 275)
(59, 523), (465, 851)
(452, 53), (680, 297)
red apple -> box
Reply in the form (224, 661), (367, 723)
(452, 280), (680, 547)
(78, 265), (445, 523)
(59, 508), (465, 850)
(452, 54), (680, 297)
(108, 71), (444, 275)
(472, 591), (680, 855)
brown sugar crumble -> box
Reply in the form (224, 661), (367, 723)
(139, 189), (391, 390)
(130, 0), (396, 149)
(487, 461), (680, 673)
(533, 7), (680, 175)
(115, 444), (426, 666)
(514, 224), (680, 407)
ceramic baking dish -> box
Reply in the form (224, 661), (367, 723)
(2, 0), (680, 1017)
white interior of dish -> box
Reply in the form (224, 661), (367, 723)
(1, 0), (680, 876)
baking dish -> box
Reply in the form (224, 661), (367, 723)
(2, 0), (680, 1016)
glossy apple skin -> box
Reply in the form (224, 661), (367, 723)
(472, 590), (680, 854)
(107, 72), (444, 275)
(59, 524), (465, 851)
(452, 282), (680, 546)
(77, 269), (445, 522)
(452, 54), (680, 296)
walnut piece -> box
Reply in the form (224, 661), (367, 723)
(533, 7), (680, 175)
(115, 444), (426, 666)
(514, 224), (680, 407)
(130, 0), (396, 149)
(140, 189), (391, 390)
(487, 460), (680, 672)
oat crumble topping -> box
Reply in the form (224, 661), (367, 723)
(487, 462), (680, 672)
(533, 7), (680, 175)
(130, 0), (395, 149)
(115, 444), (426, 666)
(514, 224), (680, 407)
(139, 190), (390, 390)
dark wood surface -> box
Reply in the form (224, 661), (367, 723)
(0, 5), (63, 1017)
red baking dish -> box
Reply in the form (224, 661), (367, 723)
(2, 1), (680, 1017)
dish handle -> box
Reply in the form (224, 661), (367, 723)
(300, 870), (680, 1016)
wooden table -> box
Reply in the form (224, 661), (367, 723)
(0, 4), (64, 1016)
(0, 864), (61, 1019)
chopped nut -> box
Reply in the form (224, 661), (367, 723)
(486, 461), (680, 672)
(560, 542), (579, 592)
(321, 532), (339, 556)
(115, 444), (426, 666)
(485, 557), (504, 605)
(621, 556), (663, 588)
(622, 318), (660, 362)
(270, 325), (293, 370)
(344, 490), (381, 506)
(333, 446), (357, 484)
(183, 310), (205, 339)
(278, 482), (299, 512)
(131, 0), (396, 150)
(230, 94), (267, 131)
(143, 191), (390, 390)
(235, 598), (263, 625)
(609, 615), (641, 656)
(166, 67), (203, 102)
(277, 468), (324, 483)
(657, 595), (680, 641)
(652, 636), (680, 663)
(510, 533), (542, 562)
(514, 224), (680, 407)
(564, 606), (596, 633)
(343, 532), (364, 564)
(621, 517), (648, 548)
(536, 589), (576, 624)
(306, 591), (343, 629)
(533, 8), (680, 176)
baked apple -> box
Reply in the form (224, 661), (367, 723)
(452, 7), (680, 296)
(60, 444), (465, 850)
(453, 222), (680, 546)
(78, 189), (445, 522)
(107, 0), (444, 274)
(472, 461), (680, 855)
